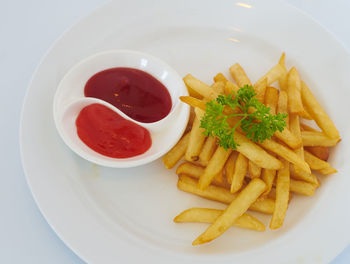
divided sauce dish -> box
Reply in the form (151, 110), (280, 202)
(53, 50), (190, 168)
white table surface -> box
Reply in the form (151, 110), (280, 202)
(1, 0), (349, 263)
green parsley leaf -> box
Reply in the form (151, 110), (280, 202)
(200, 85), (288, 150)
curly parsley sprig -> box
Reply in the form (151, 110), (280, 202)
(200, 85), (287, 150)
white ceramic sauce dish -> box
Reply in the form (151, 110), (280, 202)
(53, 50), (189, 168)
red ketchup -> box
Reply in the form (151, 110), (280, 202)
(76, 104), (152, 158)
(84, 67), (172, 123)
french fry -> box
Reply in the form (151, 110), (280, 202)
(224, 81), (240, 95)
(274, 128), (302, 149)
(234, 132), (282, 170)
(265, 86), (301, 149)
(253, 77), (267, 103)
(287, 67), (304, 115)
(176, 162), (228, 188)
(301, 131), (340, 147)
(199, 146), (232, 190)
(264, 86), (279, 115)
(301, 123), (330, 160)
(185, 108), (195, 133)
(214, 73), (228, 84)
(229, 63), (252, 87)
(211, 81), (225, 94)
(304, 146), (330, 161)
(174, 208), (265, 231)
(261, 168), (276, 196)
(256, 63), (285, 87)
(185, 113), (207, 162)
(278, 53), (288, 91)
(289, 113), (304, 175)
(225, 151), (238, 184)
(162, 132), (190, 169)
(290, 179), (317, 196)
(259, 139), (311, 173)
(248, 161), (261, 179)
(277, 90), (289, 128)
(301, 81), (340, 139)
(304, 150), (336, 172)
(180, 96), (206, 110)
(270, 159), (290, 229)
(192, 178), (266, 245)
(183, 74), (218, 100)
(177, 175), (274, 214)
(318, 167), (338, 175)
(290, 166), (318, 185)
(231, 153), (248, 193)
(268, 187), (293, 201)
(198, 137), (218, 167)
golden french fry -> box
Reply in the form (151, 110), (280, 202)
(256, 63), (285, 87)
(277, 90), (289, 128)
(214, 73), (228, 84)
(192, 178), (266, 245)
(185, 113), (206, 162)
(176, 162), (228, 188)
(177, 175), (274, 214)
(301, 131), (340, 147)
(248, 161), (261, 179)
(198, 137), (217, 167)
(225, 151), (238, 184)
(259, 139), (311, 173)
(304, 150), (335, 171)
(253, 77), (267, 103)
(180, 96), (206, 110)
(270, 159), (290, 229)
(231, 153), (248, 193)
(264, 86), (301, 149)
(229, 63), (252, 87)
(301, 123), (330, 160)
(162, 132), (190, 169)
(211, 81), (225, 94)
(174, 208), (265, 231)
(289, 113), (304, 175)
(301, 81), (340, 139)
(185, 108), (195, 133)
(290, 165), (318, 185)
(261, 168), (276, 196)
(183, 74), (218, 99)
(199, 146), (232, 190)
(234, 132), (282, 170)
(268, 187), (293, 201)
(318, 167), (338, 175)
(290, 179), (317, 196)
(224, 81), (240, 95)
(287, 67), (304, 115)
(304, 146), (330, 161)
(274, 128), (302, 149)
(278, 53), (288, 91)
(264, 86), (279, 115)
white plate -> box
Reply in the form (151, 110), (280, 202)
(20, 0), (350, 263)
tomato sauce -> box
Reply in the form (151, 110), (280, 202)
(84, 67), (172, 123)
(76, 104), (152, 158)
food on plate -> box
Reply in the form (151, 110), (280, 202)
(75, 67), (175, 159)
(192, 178), (266, 245)
(76, 104), (151, 158)
(85, 67), (172, 123)
(174, 208), (265, 231)
(162, 53), (340, 245)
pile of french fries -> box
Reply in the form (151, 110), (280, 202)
(162, 53), (340, 245)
